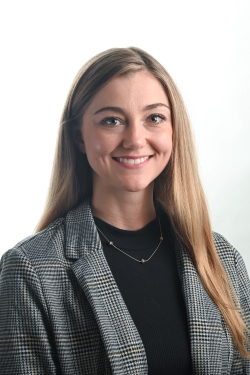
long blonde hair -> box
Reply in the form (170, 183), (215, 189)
(36, 47), (249, 357)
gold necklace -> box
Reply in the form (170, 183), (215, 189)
(96, 217), (163, 264)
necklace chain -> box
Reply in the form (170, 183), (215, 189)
(96, 217), (163, 264)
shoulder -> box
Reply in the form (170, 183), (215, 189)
(0, 200), (94, 270)
(212, 231), (247, 271)
(0, 217), (66, 270)
(213, 232), (250, 307)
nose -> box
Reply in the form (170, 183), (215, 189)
(122, 122), (147, 150)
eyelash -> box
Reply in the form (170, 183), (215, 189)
(149, 114), (166, 123)
(100, 114), (167, 126)
(100, 117), (122, 126)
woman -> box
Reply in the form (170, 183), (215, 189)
(0, 47), (249, 374)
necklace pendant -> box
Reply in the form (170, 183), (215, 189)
(96, 216), (162, 264)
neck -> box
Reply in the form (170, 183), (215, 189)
(91, 184), (156, 230)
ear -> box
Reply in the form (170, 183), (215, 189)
(73, 129), (86, 154)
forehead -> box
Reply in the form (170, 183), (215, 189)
(87, 70), (170, 111)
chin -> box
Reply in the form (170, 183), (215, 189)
(119, 181), (153, 193)
(123, 187), (145, 193)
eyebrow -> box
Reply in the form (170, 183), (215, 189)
(93, 103), (170, 115)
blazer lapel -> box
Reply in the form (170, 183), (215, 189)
(65, 202), (229, 374)
(66, 202), (148, 375)
(175, 238), (225, 375)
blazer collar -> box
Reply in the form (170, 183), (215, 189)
(65, 201), (228, 375)
(67, 201), (148, 374)
(64, 200), (102, 260)
(175, 238), (229, 374)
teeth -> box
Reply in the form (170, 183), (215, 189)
(116, 156), (150, 164)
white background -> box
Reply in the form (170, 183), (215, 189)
(0, 1), (249, 271)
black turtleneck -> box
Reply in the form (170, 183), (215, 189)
(94, 210), (192, 374)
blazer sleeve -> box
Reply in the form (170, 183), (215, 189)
(0, 247), (60, 374)
(233, 248), (250, 374)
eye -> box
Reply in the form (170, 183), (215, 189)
(148, 114), (166, 124)
(101, 117), (122, 126)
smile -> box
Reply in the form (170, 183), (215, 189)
(113, 156), (150, 165)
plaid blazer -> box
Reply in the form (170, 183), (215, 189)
(0, 201), (250, 375)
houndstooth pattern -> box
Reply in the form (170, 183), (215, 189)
(0, 201), (249, 374)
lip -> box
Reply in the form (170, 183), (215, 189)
(112, 155), (153, 169)
(113, 155), (152, 159)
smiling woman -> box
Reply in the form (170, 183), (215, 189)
(75, 70), (173, 205)
(0, 47), (250, 375)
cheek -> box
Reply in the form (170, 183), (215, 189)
(92, 139), (106, 153)
(154, 131), (173, 154)
(84, 132), (113, 159)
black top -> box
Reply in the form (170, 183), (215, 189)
(94, 210), (192, 374)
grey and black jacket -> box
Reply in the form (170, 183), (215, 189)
(0, 201), (249, 374)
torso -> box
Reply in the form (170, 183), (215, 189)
(94, 210), (192, 374)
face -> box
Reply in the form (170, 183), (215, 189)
(77, 70), (173, 195)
